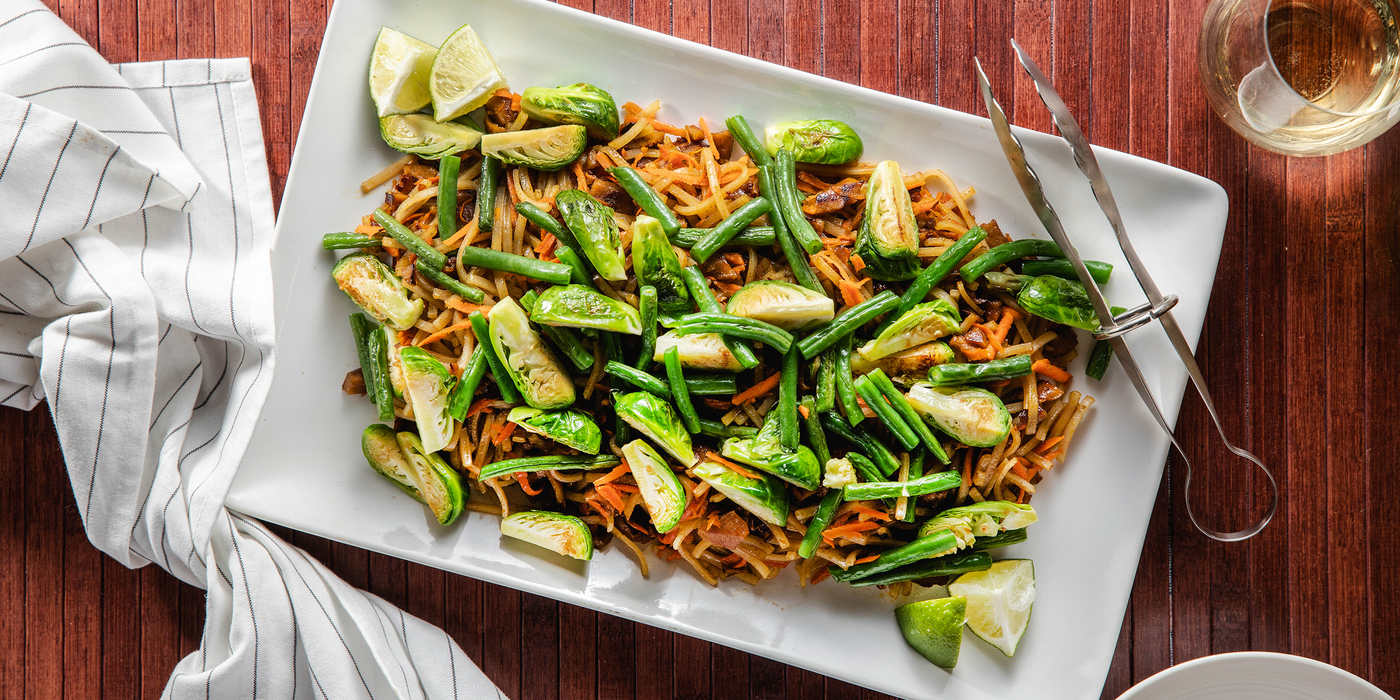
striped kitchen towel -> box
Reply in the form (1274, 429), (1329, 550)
(0, 2), (504, 698)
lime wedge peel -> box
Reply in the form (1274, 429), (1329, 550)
(430, 23), (509, 122)
(369, 27), (437, 117)
(948, 558), (1035, 657)
(895, 595), (967, 669)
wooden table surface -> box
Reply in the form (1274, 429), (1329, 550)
(3, 0), (1397, 697)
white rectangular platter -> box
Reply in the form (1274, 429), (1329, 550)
(227, 1), (1228, 697)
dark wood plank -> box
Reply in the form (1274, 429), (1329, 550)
(1123, 0), (1171, 684)
(26, 411), (65, 700)
(1244, 146), (1291, 658)
(1285, 154), (1329, 664)
(137, 0), (177, 61)
(0, 409), (25, 699)
(141, 565), (186, 698)
(1364, 130), (1400, 693)
(634, 622), (672, 700)
(595, 611), (634, 700)
(176, 0), (215, 58)
(481, 581), (522, 699)
(558, 603), (596, 699)
(288, 0), (327, 150)
(102, 558), (141, 700)
(65, 485), (104, 699)
(98, 0), (138, 62)
(443, 562), (485, 671)
(1166, 0), (1217, 669)
(1325, 147), (1368, 677)
(520, 595), (560, 700)
(1011, 0), (1051, 132)
(12, 1), (1400, 697)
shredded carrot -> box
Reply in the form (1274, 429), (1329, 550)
(993, 308), (1018, 345)
(798, 404), (810, 419)
(822, 521), (881, 543)
(963, 449), (973, 480)
(594, 463), (632, 486)
(698, 117), (719, 160)
(1011, 462), (1031, 481)
(572, 161), (588, 190)
(492, 422), (517, 446)
(850, 254), (866, 272)
(505, 168), (522, 204)
(1032, 359), (1072, 383)
(609, 483), (640, 494)
(732, 372), (782, 405)
(354, 224), (381, 236)
(838, 279), (866, 308)
(533, 232), (557, 258)
(439, 218), (477, 251)
(853, 554), (881, 565)
(809, 567), (831, 584)
(1035, 435), (1064, 454)
(445, 299), (488, 314)
(416, 321), (473, 347)
(850, 505), (892, 522)
(980, 324), (1004, 354)
(1041, 448), (1064, 462)
(466, 398), (499, 417)
(515, 473), (543, 496)
(960, 346), (997, 362)
(595, 482), (627, 512)
(708, 452), (763, 480)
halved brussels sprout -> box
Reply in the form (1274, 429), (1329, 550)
(500, 511), (593, 560)
(725, 280), (835, 332)
(918, 501), (1037, 549)
(529, 284), (642, 335)
(488, 297), (576, 409)
(823, 457), (857, 489)
(480, 125), (587, 171)
(653, 330), (743, 372)
(850, 341), (955, 380)
(507, 406), (601, 454)
(906, 383), (1012, 448)
(378, 114), (482, 158)
(763, 119), (863, 164)
(631, 216), (691, 314)
(691, 457), (790, 527)
(397, 431), (465, 525)
(1017, 275), (1100, 331)
(720, 437), (822, 490)
(361, 424), (423, 501)
(854, 161), (921, 280)
(858, 300), (962, 361)
(383, 325), (407, 397)
(620, 439), (688, 533)
(555, 189), (628, 282)
(398, 347), (456, 453)
(332, 253), (424, 330)
(614, 391), (696, 465)
(520, 83), (620, 141)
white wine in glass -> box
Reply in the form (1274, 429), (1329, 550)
(1199, 0), (1400, 156)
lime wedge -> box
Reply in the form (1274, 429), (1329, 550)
(948, 558), (1035, 657)
(368, 27), (437, 117)
(480, 125), (587, 171)
(379, 114), (482, 158)
(895, 596), (967, 669)
(429, 23), (509, 122)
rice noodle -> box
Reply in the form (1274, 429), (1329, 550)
(362, 154), (414, 192)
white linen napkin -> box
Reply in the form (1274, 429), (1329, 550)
(0, 3), (505, 698)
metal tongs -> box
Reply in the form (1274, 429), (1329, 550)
(976, 42), (1278, 542)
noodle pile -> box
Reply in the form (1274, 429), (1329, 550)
(341, 92), (1094, 590)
